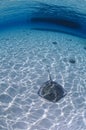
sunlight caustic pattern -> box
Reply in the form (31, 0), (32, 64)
(0, 1), (86, 130)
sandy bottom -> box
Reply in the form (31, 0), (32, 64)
(0, 26), (86, 130)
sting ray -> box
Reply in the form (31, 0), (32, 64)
(38, 67), (67, 102)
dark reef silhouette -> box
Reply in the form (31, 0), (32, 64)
(31, 17), (81, 29)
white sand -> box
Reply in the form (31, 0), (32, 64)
(0, 26), (86, 130)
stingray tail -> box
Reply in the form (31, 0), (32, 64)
(46, 65), (52, 83)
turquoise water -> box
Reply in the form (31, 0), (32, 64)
(0, 1), (86, 130)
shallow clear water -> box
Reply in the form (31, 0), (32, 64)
(0, 1), (86, 130)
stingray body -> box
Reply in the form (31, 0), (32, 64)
(38, 68), (67, 102)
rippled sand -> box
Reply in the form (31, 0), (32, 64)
(0, 26), (86, 130)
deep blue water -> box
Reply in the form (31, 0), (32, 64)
(0, 1), (86, 38)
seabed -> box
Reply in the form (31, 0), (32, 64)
(0, 0), (86, 130)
